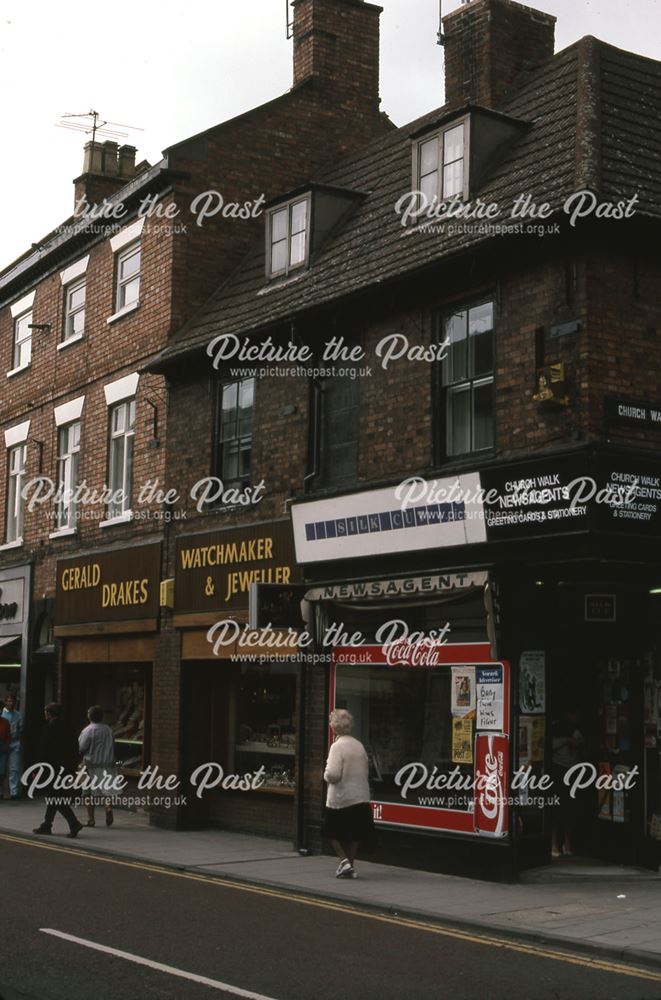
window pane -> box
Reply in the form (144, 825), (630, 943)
(470, 302), (494, 376)
(473, 380), (494, 451)
(448, 386), (470, 456)
(444, 124), (464, 164)
(120, 276), (140, 308)
(443, 160), (464, 198)
(420, 170), (438, 205)
(289, 231), (306, 266)
(69, 284), (86, 310)
(271, 209), (287, 244)
(125, 432), (134, 504)
(271, 239), (287, 274)
(238, 379), (255, 436)
(222, 440), (240, 482)
(443, 310), (467, 385)
(128, 399), (136, 430)
(290, 200), (307, 235)
(220, 383), (238, 441)
(420, 138), (439, 176)
(70, 308), (85, 337)
(112, 406), (125, 435)
(110, 436), (125, 493)
(120, 249), (140, 280)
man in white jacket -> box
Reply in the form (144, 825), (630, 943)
(79, 705), (116, 827)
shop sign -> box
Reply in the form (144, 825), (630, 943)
(585, 594), (616, 622)
(605, 396), (661, 431)
(175, 521), (299, 615)
(292, 473), (486, 564)
(474, 734), (509, 837)
(55, 544), (161, 625)
(481, 453), (590, 540)
(0, 580), (24, 625)
(304, 571), (488, 602)
(592, 454), (661, 535)
(476, 666), (504, 730)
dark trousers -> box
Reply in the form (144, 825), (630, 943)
(43, 789), (79, 831)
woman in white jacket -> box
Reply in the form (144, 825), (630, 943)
(322, 709), (376, 879)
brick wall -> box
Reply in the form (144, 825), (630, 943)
(443, 0), (556, 108)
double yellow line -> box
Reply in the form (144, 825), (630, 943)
(3, 831), (660, 984)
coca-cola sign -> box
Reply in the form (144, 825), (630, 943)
(474, 733), (509, 837)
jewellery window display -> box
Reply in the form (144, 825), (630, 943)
(233, 664), (297, 794)
(113, 674), (147, 775)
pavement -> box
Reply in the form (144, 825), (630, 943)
(3, 799), (661, 971)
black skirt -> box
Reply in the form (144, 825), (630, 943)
(322, 802), (377, 853)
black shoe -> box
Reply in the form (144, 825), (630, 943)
(67, 822), (84, 839)
(33, 825), (52, 835)
(105, 809), (114, 827)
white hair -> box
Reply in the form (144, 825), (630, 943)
(330, 709), (354, 736)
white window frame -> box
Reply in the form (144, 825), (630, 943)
(413, 116), (470, 208)
(106, 398), (135, 521)
(266, 195), (311, 278)
(216, 377), (255, 486)
(6, 442), (27, 544)
(55, 421), (81, 530)
(441, 299), (495, 458)
(115, 242), (141, 313)
(12, 310), (32, 372)
(63, 277), (86, 344)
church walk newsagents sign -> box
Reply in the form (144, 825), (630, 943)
(174, 521), (300, 615)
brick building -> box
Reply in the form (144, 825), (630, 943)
(0, 0), (391, 782)
(151, 0), (661, 878)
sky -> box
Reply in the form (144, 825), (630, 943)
(0, 0), (659, 266)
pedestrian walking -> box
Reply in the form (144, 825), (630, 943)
(322, 708), (376, 880)
(0, 712), (10, 799)
(2, 693), (23, 800)
(32, 703), (83, 839)
(79, 705), (116, 827)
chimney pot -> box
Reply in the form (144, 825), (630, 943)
(118, 145), (137, 178)
(82, 141), (104, 175)
(102, 141), (119, 175)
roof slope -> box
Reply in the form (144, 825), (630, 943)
(156, 37), (661, 366)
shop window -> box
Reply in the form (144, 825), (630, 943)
(215, 377), (255, 486)
(233, 665), (297, 793)
(437, 300), (495, 458)
(107, 398), (135, 518)
(6, 443), (26, 543)
(56, 421), (81, 530)
(68, 666), (149, 777)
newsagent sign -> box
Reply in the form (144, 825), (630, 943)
(56, 543), (161, 625)
(175, 520), (300, 615)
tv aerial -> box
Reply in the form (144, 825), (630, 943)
(56, 109), (143, 144)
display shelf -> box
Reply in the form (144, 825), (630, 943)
(235, 744), (295, 756)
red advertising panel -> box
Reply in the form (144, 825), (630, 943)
(473, 733), (510, 837)
(330, 643), (510, 838)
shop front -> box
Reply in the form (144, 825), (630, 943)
(174, 520), (302, 838)
(54, 542), (161, 784)
(291, 444), (661, 878)
(0, 564), (31, 754)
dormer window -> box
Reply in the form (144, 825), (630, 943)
(267, 195), (310, 277)
(415, 118), (468, 204)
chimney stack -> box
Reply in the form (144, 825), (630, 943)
(443, 0), (556, 109)
(74, 141), (137, 215)
(292, 0), (382, 118)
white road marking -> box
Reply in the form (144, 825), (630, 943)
(40, 928), (279, 1000)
